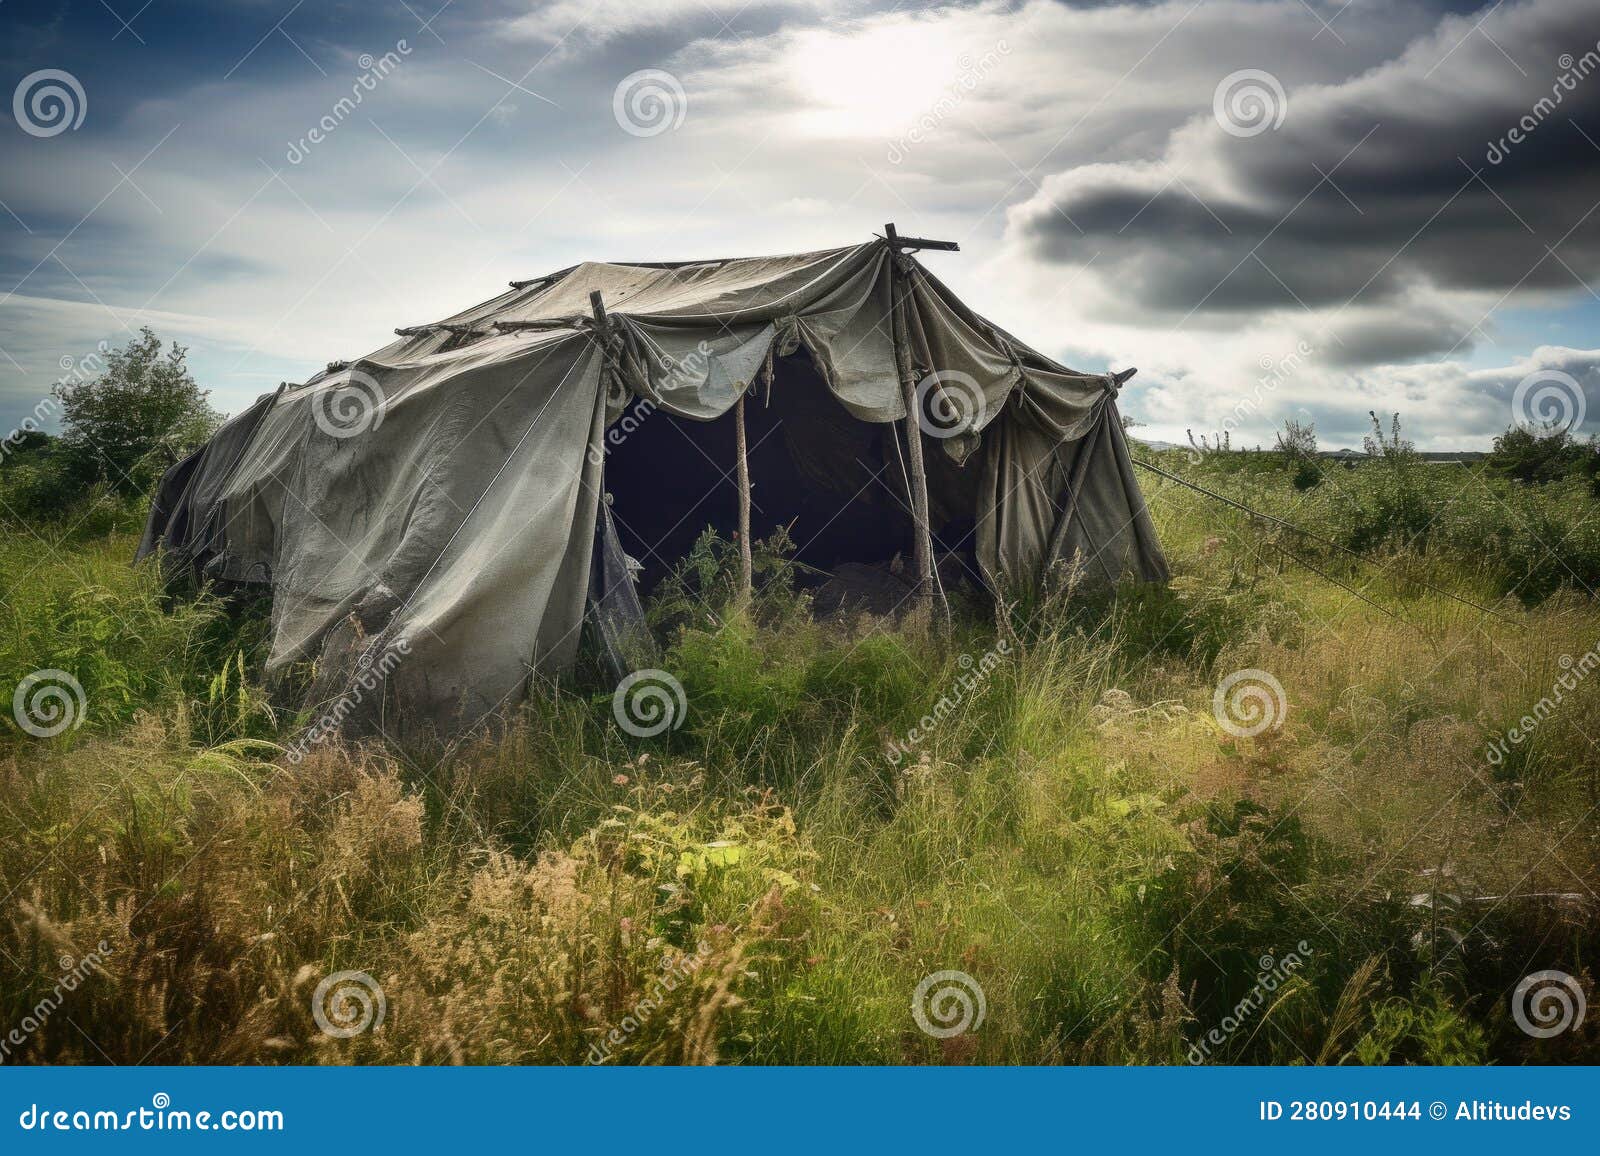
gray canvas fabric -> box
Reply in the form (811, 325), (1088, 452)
(141, 240), (1168, 735)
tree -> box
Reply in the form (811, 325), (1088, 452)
(52, 328), (221, 496)
(1487, 423), (1600, 491)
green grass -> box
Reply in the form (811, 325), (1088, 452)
(1, 454), (1597, 1065)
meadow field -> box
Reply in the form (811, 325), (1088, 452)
(2, 443), (1597, 1065)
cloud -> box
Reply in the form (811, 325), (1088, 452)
(965, 0), (1600, 447)
(503, 0), (837, 47)
(1008, 0), (1600, 329)
(2, 0), (1596, 451)
(1349, 345), (1600, 447)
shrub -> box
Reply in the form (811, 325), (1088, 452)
(1487, 424), (1600, 490)
(52, 328), (220, 498)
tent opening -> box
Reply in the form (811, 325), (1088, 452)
(602, 349), (967, 602)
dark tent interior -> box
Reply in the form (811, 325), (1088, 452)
(602, 351), (981, 598)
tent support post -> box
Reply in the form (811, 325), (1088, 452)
(587, 289), (618, 395)
(896, 370), (937, 624)
(735, 347), (774, 603)
(885, 223), (954, 627)
(886, 232), (936, 625)
(734, 394), (753, 602)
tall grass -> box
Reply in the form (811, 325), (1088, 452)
(1, 458), (1596, 1064)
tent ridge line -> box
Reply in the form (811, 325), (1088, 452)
(509, 245), (880, 288)
(507, 256), (752, 290)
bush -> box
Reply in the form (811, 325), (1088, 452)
(52, 328), (220, 499)
(1487, 424), (1600, 490)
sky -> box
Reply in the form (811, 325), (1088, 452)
(1, 0), (1597, 450)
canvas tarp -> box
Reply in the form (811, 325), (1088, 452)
(140, 241), (1167, 733)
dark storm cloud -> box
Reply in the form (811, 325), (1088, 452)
(1321, 312), (1477, 368)
(1012, 0), (1600, 329)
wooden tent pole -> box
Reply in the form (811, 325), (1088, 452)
(895, 269), (959, 627)
(735, 394), (753, 602)
(734, 348), (774, 603)
(886, 224), (937, 623)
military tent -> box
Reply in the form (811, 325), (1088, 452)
(139, 234), (1167, 734)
